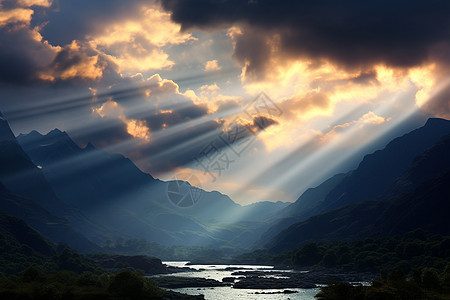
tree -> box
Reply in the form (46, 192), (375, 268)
(108, 270), (144, 299)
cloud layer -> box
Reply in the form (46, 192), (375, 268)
(163, 0), (450, 73)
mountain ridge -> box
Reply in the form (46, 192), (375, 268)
(264, 119), (450, 252)
(16, 127), (289, 249)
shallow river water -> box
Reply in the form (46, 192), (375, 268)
(160, 261), (320, 300)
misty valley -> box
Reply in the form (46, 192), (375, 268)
(4, 0), (450, 299)
(1, 111), (450, 299)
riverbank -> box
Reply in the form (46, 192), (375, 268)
(151, 261), (376, 299)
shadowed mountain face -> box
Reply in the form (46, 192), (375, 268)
(313, 118), (450, 214)
(0, 115), (102, 251)
(16, 128), (289, 248)
(0, 183), (98, 252)
(266, 168), (450, 252)
(254, 118), (450, 249)
(0, 111), (16, 142)
(265, 122), (450, 252)
(250, 173), (346, 249)
(18, 129), (155, 210)
(0, 209), (56, 257)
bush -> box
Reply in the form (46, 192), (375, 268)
(108, 270), (144, 298)
(421, 268), (440, 290)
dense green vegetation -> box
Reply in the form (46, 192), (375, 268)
(0, 207), (97, 276)
(101, 238), (229, 260)
(316, 267), (450, 300)
(0, 268), (166, 300)
(236, 230), (450, 273)
(0, 242), (103, 276)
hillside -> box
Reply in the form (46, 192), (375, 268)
(265, 133), (450, 252)
(257, 118), (450, 250)
(17, 128), (288, 249)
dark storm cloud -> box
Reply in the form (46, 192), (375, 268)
(141, 104), (209, 131)
(0, 25), (54, 84)
(40, 0), (150, 46)
(0, 0), (150, 86)
(163, 0), (450, 74)
(70, 118), (132, 149)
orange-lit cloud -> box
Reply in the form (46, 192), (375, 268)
(88, 4), (195, 74)
(39, 41), (105, 81)
(204, 59), (221, 71)
(126, 119), (151, 141)
(17, 0), (53, 8)
(93, 99), (124, 118)
(185, 82), (242, 114)
(319, 111), (391, 144)
(93, 99), (151, 142)
(0, 8), (34, 27)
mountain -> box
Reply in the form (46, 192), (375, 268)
(17, 128), (289, 248)
(250, 173), (346, 249)
(0, 111), (16, 141)
(17, 129), (156, 210)
(0, 209), (102, 275)
(310, 118), (450, 214)
(0, 182), (98, 252)
(277, 173), (347, 220)
(266, 168), (450, 252)
(0, 209), (56, 256)
(265, 126), (450, 252)
(256, 118), (450, 248)
(0, 112), (103, 251)
(391, 133), (450, 194)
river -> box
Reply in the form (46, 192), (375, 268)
(159, 261), (320, 300)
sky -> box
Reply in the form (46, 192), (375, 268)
(1, 0), (450, 204)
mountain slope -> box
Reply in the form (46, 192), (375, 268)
(0, 182), (98, 252)
(0, 112), (105, 250)
(18, 129), (156, 210)
(250, 173), (346, 249)
(17, 129), (288, 248)
(265, 130), (450, 252)
(311, 118), (450, 214)
(266, 167), (450, 252)
(0, 209), (56, 256)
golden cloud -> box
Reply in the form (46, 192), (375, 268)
(93, 99), (151, 142)
(17, 0), (53, 8)
(39, 41), (105, 81)
(359, 111), (391, 125)
(204, 59), (221, 71)
(93, 99), (124, 118)
(88, 4), (195, 74)
(319, 111), (391, 144)
(0, 8), (33, 27)
(185, 83), (242, 114)
(125, 119), (151, 141)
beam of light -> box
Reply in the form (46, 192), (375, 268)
(15, 101), (245, 188)
(64, 101), (244, 157)
(4, 67), (236, 121)
(221, 104), (373, 201)
(228, 91), (421, 206)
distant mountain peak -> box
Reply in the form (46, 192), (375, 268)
(18, 130), (43, 139)
(0, 112), (17, 142)
(84, 142), (96, 151)
(46, 128), (69, 138)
